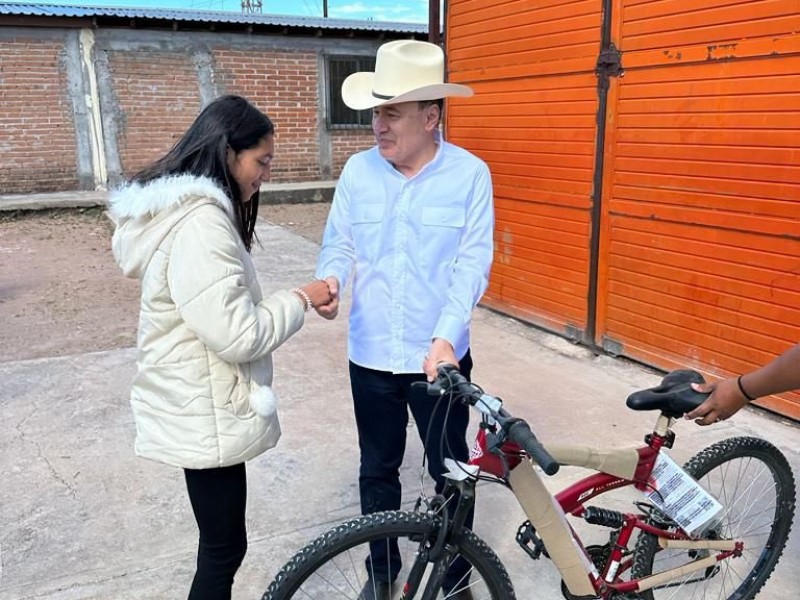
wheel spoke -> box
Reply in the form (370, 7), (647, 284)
(262, 510), (516, 599)
(629, 437), (795, 600)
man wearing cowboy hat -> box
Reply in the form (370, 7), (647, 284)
(315, 40), (493, 600)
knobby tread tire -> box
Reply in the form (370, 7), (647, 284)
(631, 436), (796, 600)
(263, 510), (516, 599)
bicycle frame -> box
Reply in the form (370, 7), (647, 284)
(264, 366), (791, 600)
(466, 412), (742, 598)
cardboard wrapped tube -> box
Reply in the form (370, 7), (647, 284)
(636, 555), (717, 591)
(658, 538), (736, 550)
(545, 444), (640, 479)
(509, 463), (596, 596)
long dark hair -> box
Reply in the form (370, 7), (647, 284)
(133, 95), (274, 251)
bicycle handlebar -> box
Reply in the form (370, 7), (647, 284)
(504, 418), (560, 476)
(421, 364), (560, 476)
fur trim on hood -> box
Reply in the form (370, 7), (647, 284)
(109, 174), (234, 222)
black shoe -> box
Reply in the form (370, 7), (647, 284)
(358, 579), (393, 600)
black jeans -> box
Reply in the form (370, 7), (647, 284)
(184, 463), (248, 600)
(349, 352), (474, 590)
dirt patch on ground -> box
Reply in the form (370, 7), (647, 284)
(0, 208), (140, 362)
(0, 202), (329, 363)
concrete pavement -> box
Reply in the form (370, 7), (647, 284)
(1, 214), (798, 599)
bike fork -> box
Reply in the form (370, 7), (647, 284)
(400, 479), (476, 599)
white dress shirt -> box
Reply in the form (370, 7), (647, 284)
(316, 136), (494, 374)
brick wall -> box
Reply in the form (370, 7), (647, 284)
(214, 48), (319, 182)
(331, 129), (375, 175)
(0, 25), (404, 193)
(0, 36), (78, 193)
(108, 50), (201, 178)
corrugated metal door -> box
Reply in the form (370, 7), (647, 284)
(445, 0), (799, 419)
(446, 0), (603, 338)
(597, 0), (800, 417)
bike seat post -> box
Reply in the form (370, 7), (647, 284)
(653, 412), (675, 439)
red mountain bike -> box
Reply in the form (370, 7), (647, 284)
(264, 365), (795, 600)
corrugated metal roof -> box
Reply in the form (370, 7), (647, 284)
(0, 2), (428, 33)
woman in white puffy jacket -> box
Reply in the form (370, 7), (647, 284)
(110, 95), (332, 600)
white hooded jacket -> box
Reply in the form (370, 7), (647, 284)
(110, 174), (305, 469)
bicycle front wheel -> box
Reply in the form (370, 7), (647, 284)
(631, 436), (796, 600)
(263, 510), (515, 599)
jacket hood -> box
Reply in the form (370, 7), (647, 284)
(110, 174), (235, 279)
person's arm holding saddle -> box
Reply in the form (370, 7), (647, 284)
(687, 343), (800, 425)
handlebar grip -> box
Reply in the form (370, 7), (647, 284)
(507, 420), (560, 476)
(410, 381), (433, 394)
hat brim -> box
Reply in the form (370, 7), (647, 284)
(341, 72), (474, 111)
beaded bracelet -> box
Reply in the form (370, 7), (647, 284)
(292, 288), (313, 312)
(737, 375), (756, 402)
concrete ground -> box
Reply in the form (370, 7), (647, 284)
(1, 203), (798, 599)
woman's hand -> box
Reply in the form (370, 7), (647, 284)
(296, 279), (333, 311)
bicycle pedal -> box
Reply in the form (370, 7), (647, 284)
(516, 520), (548, 560)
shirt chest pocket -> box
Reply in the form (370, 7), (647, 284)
(419, 206), (466, 267)
(351, 204), (384, 263)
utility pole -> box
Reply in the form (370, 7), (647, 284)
(323, 0), (328, 17)
(428, 0), (440, 45)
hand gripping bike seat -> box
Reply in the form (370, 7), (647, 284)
(626, 369), (711, 418)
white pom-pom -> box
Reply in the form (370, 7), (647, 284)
(249, 385), (278, 418)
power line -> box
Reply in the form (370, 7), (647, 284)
(187, 0), (228, 9)
(187, 0), (262, 13)
(300, 0), (316, 16)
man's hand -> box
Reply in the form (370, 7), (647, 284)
(423, 338), (458, 382)
(686, 377), (749, 425)
(314, 276), (340, 320)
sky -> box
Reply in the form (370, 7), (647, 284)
(18, 0), (431, 23)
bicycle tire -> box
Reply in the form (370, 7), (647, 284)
(631, 436), (796, 600)
(262, 510), (516, 599)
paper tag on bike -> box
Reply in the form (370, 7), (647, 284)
(645, 451), (723, 537)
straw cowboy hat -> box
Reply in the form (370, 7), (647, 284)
(341, 40), (474, 110)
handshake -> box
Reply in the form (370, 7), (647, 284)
(293, 276), (340, 320)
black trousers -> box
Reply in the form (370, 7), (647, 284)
(349, 352), (475, 589)
(183, 463), (248, 600)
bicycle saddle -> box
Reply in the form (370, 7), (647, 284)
(626, 369), (711, 418)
